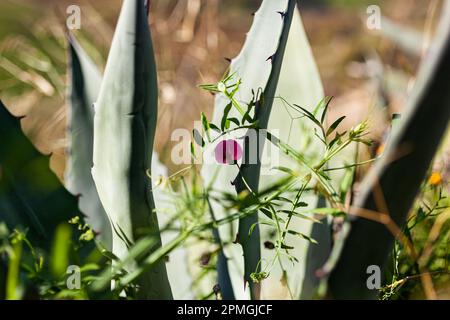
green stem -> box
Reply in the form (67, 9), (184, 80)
(6, 240), (22, 300)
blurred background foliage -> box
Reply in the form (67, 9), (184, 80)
(0, 0), (449, 299)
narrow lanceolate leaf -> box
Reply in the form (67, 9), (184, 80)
(232, 0), (296, 300)
(0, 101), (83, 250)
(65, 34), (112, 249)
(92, 0), (172, 299)
(327, 3), (450, 299)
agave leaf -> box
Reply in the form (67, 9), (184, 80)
(233, 0), (296, 300)
(152, 155), (194, 299)
(259, 7), (330, 300)
(202, 0), (292, 300)
(298, 197), (332, 299)
(204, 0), (323, 300)
(0, 101), (83, 250)
(92, 0), (172, 299)
(207, 199), (235, 300)
(65, 34), (112, 249)
(326, 3), (450, 299)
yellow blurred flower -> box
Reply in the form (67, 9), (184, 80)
(428, 172), (442, 186)
(376, 143), (385, 156)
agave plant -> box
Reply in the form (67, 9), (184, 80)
(0, 0), (175, 300)
(66, 34), (112, 249)
(0, 0), (449, 301)
(90, 0), (172, 299)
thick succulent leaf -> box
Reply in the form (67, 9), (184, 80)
(208, 200), (235, 300)
(232, 0), (297, 299)
(152, 155), (194, 299)
(92, 0), (172, 299)
(259, 8), (328, 300)
(65, 34), (112, 249)
(298, 197), (331, 299)
(202, 0), (327, 300)
(202, 0), (291, 300)
(0, 101), (82, 250)
(327, 3), (450, 299)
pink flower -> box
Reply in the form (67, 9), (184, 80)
(214, 139), (243, 165)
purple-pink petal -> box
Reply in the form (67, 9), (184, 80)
(214, 139), (243, 164)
